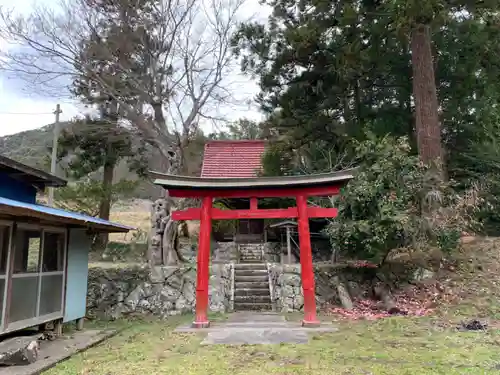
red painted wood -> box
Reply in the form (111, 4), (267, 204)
(250, 197), (258, 210)
(296, 195), (320, 326)
(193, 196), (212, 328)
(172, 206), (338, 221)
(307, 206), (338, 218)
(213, 207), (298, 220)
(172, 208), (201, 221)
(167, 184), (341, 199)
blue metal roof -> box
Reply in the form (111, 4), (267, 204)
(0, 196), (133, 233)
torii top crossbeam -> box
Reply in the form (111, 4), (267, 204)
(151, 169), (356, 197)
(151, 169), (356, 328)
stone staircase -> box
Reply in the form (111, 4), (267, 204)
(233, 244), (272, 311)
(238, 243), (264, 263)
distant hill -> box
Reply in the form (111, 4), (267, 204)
(0, 124), (58, 170)
(0, 124), (206, 200)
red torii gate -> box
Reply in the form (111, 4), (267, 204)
(152, 170), (355, 327)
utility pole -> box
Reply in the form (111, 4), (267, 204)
(48, 104), (62, 207)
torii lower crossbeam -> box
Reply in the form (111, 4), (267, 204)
(172, 206), (338, 221)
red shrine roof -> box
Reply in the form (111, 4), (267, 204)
(201, 140), (266, 178)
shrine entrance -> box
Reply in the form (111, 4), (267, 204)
(152, 170), (355, 328)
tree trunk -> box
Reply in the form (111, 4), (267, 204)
(411, 24), (444, 170)
(94, 161), (115, 251)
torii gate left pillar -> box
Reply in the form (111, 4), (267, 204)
(192, 196), (212, 328)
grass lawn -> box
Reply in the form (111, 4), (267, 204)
(44, 313), (500, 375)
(45, 238), (500, 374)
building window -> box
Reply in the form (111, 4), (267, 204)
(39, 230), (65, 316)
(42, 231), (64, 272)
(13, 228), (41, 274)
(8, 226), (66, 325)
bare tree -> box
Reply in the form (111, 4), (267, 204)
(0, 0), (248, 265)
(0, 0), (247, 173)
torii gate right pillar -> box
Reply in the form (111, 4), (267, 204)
(296, 194), (320, 327)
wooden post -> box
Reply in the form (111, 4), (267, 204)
(250, 197), (258, 210)
(48, 103), (62, 207)
(296, 194), (320, 327)
(192, 196), (212, 328)
(76, 318), (84, 331)
(3, 224), (16, 328)
(286, 226), (292, 264)
(54, 319), (63, 336)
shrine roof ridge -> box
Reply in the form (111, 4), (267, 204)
(150, 168), (357, 190)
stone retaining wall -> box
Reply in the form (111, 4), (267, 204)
(212, 242), (237, 262)
(268, 264), (304, 312)
(267, 263), (372, 312)
(87, 261), (378, 318)
(87, 264), (233, 320)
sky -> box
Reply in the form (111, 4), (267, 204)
(0, 0), (267, 137)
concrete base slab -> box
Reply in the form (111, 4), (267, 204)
(175, 324), (338, 333)
(0, 329), (117, 375)
(175, 312), (337, 344)
(191, 321), (210, 328)
(302, 320), (321, 328)
(201, 329), (309, 345)
(227, 312), (285, 323)
(224, 322), (290, 328)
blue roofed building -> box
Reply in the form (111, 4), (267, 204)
(0, 155), (132, 335)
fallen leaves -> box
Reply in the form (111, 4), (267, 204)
(325, 281), (456, 321)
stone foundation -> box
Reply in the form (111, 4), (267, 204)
(263, 243), (281, 263)
(268, 264), (304, 312)
(87, 263), (233, 320)
(212, 242), (238, 262)
(87, 261), (372, 318)
(268, 263), (370, 312)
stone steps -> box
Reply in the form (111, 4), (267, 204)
(234, 288), (270, 297)
(234, 281), (269, 289)
(240, 259), (262, 264)
(232, 260), (271, 312)
(234, 295), (271, 303)
(238, 243), (265, 263)
(234, 275), (269, 283)
(234, 264), (267, 270)
(233, 302), (273, 311)
(234, 269), (268, 277)
(239, 254), (263, 260)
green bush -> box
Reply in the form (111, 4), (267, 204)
(326, 133), (482, 265)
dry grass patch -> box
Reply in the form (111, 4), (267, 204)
(109, 210), (150, 243)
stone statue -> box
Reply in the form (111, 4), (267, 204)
(162, 191), (186, 265)
(149, 198), (167, 265)
(148, 146), (188, 266)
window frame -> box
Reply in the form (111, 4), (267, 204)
(3, 223), (68, 332)
(0, 220), (13, 330)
